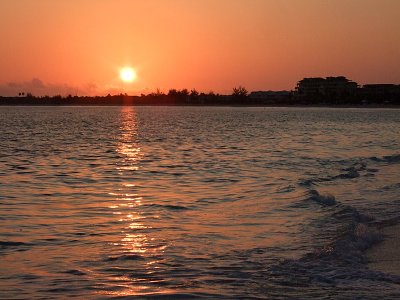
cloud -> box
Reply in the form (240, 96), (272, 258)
(0, 78), (148, 97)
(31, 78), (46, 89)
(0, 78), (99, 97)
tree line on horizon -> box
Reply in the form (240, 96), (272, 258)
(0, 86), (257, 106)
(1, 83), (399, 106)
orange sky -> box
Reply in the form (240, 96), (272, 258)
(0, 0), (399, 96)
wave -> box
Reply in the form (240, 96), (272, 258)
(370, 154), (400, 164)
(144, 203), (191, 211)
(369, 216), (400, 229)
(0, 241), (32, 248)
(382, 182), (400, 191)
(281, 151), (400, 293)
(63, 269), (87, 276)
(270, 185), (400, 291)
(105, 254), (144, 262)
(268, 219), (397, 285)
(308, 189), (337, 206)
(299, 153), (400, 188)
(0, 241), (32, 254)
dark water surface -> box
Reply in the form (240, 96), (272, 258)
(0, 106), (399, 299)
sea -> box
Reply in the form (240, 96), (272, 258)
(0, 106), (399, 299)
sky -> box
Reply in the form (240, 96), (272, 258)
(0, 0), (399, 96)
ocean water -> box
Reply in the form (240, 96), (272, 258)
(0, 106), (399, 299)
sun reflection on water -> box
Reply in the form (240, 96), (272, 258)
(105, 107), (166, 295)
(115, 107), (146, 249)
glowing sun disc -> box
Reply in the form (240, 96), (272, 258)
(120, 67), (136, 82)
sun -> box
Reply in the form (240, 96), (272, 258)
(120, 67), (137, 83)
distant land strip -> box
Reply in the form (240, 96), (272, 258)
(1, 77), (399, 106)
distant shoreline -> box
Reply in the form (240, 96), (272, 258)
(1, 93), (400, 108)
(1, 103), (399, 109)
(3, 77), (399, 108)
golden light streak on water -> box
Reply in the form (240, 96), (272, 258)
(108, 107), (167, 296)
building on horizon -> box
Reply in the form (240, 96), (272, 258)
(359, 84), (400, 104)
(295, 76), (358, 103)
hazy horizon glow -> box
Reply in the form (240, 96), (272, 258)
(0, 0), (399, 96)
